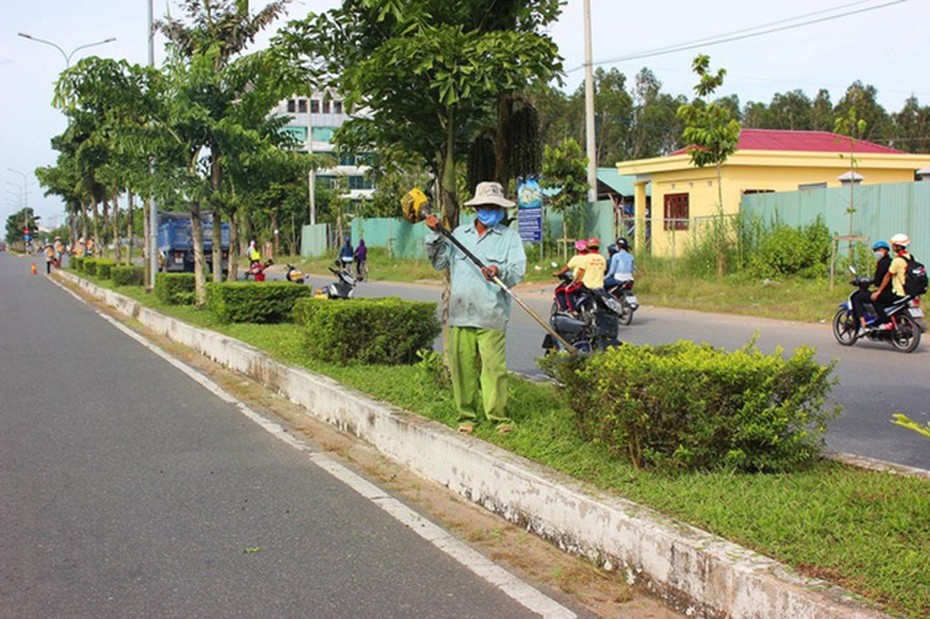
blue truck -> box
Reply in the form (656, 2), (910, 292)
(157, 211), (231, 273)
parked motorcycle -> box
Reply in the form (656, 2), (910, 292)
(315, 266), (357, 299)
(833, 270), (924, 352)
(543, 271), (622, 354)
(285, 264), (308, 284)
(243, 259), (273, 282)
(605, 280), (639, 326)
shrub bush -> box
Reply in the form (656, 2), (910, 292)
(748, 219), (831, 279)
(95, 259), (117, 279)
(83, 258), (100, 277)
(155, 273), (196, 305)
(112, 265), (145, 287)
(70, 256), (84, 272)
(538, 341), (839, 473)
(207, 282), (312, 323)
(294, 296), (440, 365)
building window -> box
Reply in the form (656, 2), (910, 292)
(311, 127), (335, 142)
(323, 99), (331, 114)
(333, 100), (343, 114)
(286, 99), (296, 113)
(310, 99), (320, 113)
(297, 99), (307, 113)
(798, 182), (827, 191)
(663, 193), (689, 231)
(348, 175), (373, 190)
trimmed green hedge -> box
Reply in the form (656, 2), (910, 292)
(83, 258), (100, 276)
(95, 259), (117, 279)
(294, 296), (440, 365)
(70, 256), (85, 272)
(155, 273), (196, 305)
(112, 265), (145, 287)
(538, 341), (839, 473)
(207, 282), (312, 323)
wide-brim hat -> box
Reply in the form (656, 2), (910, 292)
(464, 181), (516, 208)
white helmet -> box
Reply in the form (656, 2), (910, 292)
(890, 233), (910, 247)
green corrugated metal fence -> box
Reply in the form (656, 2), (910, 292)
(741, 182), (930, 253)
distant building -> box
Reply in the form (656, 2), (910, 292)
(272, 91), (374, 203)
(617, 129), (930, 256)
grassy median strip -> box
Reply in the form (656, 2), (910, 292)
(102, 279), (928, 618)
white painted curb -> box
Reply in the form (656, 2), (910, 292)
(58, 271), (888, 619)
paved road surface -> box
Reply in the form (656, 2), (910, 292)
(307, 272), (930, 471)
(0, 254), (579, 618)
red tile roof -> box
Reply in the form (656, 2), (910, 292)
(671, 128), (903, 156)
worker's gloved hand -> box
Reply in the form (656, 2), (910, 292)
(425, 214), (440, 231)
(481, 265), (499, 281)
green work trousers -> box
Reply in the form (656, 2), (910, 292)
(448, 326), (510, 425)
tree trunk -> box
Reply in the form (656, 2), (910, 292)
(142, 195), (151, 284)
(228, 209), (240, 282)
(92, 200), (100, 256)
(190, 201), (207, 307)
(271, 209), (280, 257)
(81, 202), (88, 243)
(111, 191), (122, 264)
(494, 95), (513, 185)
(126, 191), (134, 266)
(212, 205), (223, 283)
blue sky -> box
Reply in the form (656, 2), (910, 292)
(1, 0), (924, 226)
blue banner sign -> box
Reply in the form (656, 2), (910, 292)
(517, 179), (543, 243)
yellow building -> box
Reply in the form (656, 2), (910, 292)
(617, 129), (930, 256)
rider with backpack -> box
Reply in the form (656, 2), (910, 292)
(871, 233), (928, 316)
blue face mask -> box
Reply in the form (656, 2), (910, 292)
(874, 251), (884, 259)
(476, 207), (505, 227)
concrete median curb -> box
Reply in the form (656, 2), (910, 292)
(57, 270), (888, 619)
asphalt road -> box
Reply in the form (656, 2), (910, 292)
(305, 271), (930, 472)
(0, 253), (576, 618)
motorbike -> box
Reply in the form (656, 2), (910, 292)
(833, 270), (924, 353)
(605, 280), (639, 326)
(543, 271), (623, 354)
(243, 259), (273, 282)
(315, 266), (357, 300)
(285, 263), (308, 284)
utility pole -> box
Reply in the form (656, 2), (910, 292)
(147, 0), (159, 290)
(583, 0), (597, 206)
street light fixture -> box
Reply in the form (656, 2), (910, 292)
(17, 33), (116, 69)
(7, 168), (29, 210)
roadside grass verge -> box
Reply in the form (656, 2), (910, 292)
(91, 276), (929, 617)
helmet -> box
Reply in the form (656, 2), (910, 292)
(890, 233), (910, 247)
(586, 237), (600, 248)
(607, 243), (618, 255)
(574, 239), (588, 252)
(616, 237), (629, 249)
(871, 240), (890, 251)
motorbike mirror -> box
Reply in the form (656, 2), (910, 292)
(848, 266), (857, 275)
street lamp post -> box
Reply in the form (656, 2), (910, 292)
(17, 33), (116, 69)
(18, 32), (115, 258)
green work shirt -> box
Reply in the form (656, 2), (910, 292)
(426, 221), (527, 331)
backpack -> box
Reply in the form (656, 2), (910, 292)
(904, 254), (929, 296)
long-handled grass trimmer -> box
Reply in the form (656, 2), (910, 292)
(401, 188), (578, 355)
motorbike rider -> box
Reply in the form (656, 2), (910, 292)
(871, 233), (913, 321)
(248, 240), (261, 267)
(553, 237), (606, 312)
(604, 237), (634, 289)
(553, 239), (587, 311)
(852, 240), (893, 336)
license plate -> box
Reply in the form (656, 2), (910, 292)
(911, 308), (924, 318)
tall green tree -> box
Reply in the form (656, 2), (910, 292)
(892, 95), (930, 153)
(630, 68), (685, 158)
(676, 54), (742, 275)
(541, 137), (588, 260)
(283, 0), (562, 230)
(156, 0), (305, 298)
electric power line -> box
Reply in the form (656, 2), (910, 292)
(568, 0), (907, 72)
